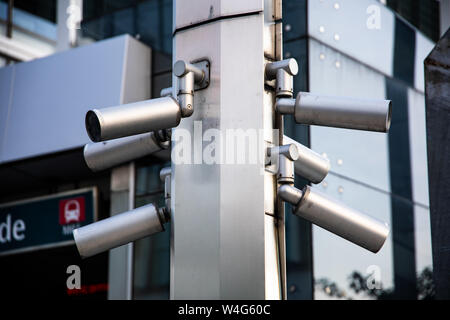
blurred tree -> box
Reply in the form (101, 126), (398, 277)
(316, 267), (435, 300)
(416, 267), (435, 300)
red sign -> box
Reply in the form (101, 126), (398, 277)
(59, 197), (85, 225)
(67, 283), (109, 296)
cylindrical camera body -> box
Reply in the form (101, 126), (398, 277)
(73, 203), (166, 258)
(84, 132), (165, 172)
(86, 97), (181, 142)
(294, 186), (389, 253)
(294, 92), (392, 132)
(283, 135), (330, 184)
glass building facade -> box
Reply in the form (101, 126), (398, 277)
(0, 0), (57, 23)
(0, 0), (442, 300)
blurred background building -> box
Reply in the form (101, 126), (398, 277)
(0, 0), (448, 300)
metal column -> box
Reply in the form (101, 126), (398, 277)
(57, 0), (83, 51)
(171, 0), (284, 299)
(107, 163), (135, 300)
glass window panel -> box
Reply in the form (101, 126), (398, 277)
(308, 38), (391, 193)
(83, 0), (138, 21)
(386, 0), (440, 42)
(137, 0), (172, 54)
(282, 0), (307, 42)
(112, 7), (136, 36)
(283, 36), (314, 300)
(414, 205), (433, 299)
(284, 38), (308, 93)
(407, 89), (429, 206)
(6, 0), (57, 23)
(133, 161), (170, 300)
(82, 0), (172, 54)
(0, 1), (57, 40)
(286, 205), (313, 299)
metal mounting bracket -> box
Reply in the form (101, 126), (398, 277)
(191, 58), (211, 91)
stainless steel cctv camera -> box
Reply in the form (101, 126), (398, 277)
(276, 92), (392, 133)
(82, 59), (210, 174)
(266, 58), (392, 133)
(84, 130), (171, 172)
(283, 135), (330, 184)
(73, 168), (174, 259)
(85, 59), (210, 143)
(85, 96), (181, 143)
(73, 203), (170, 259)
(271, 131), (389, 253)
(279, 185), (389, 253)
(267, 137), (330, 184)
(266, 58), (391, 253)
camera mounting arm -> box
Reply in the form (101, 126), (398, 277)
(173, 60), (208, 117)
(266, 58), (392, 133)
(269, 143), (389, 254)
(266, 58), (299, 98)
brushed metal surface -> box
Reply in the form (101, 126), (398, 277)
(83, 132), (164, 172)
(283, 135), (330, 184)
(295, 92), (392, 132)
(294, 186), (389, 253)
(172, 0), (281, 299)
(174, 0), (263, 30)
(74, 203), (164, 259)
(308, 0), (394, 77)
(86, 97), (181, 142)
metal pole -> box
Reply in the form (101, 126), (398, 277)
(5, 0), (13, 65)
(171, 0), (284, 299)
(6, 0), (13, 38)
(107, 164), (136, 300)
(56, 0), (83, 51)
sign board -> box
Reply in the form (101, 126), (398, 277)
(0, 188), (97, 256)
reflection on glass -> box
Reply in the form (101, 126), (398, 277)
(82, 0), (172, 54)
(316, 266), (435, 300)
(282, 0), (307, 42)
(386, 0), (440, 42)
(312, 174), (434, 300)
(133, 162), (170, 300)
(2, 0), (57, 23)
(283, 35), (314, 300)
